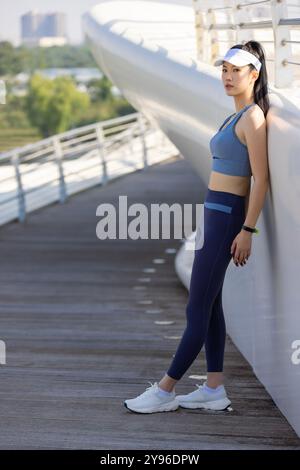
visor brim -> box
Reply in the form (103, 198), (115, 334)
(213, 58), (224, 66)
(214, 57), (251, 67)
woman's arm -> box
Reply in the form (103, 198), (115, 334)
(243, 105), (269, 229)
(244, 186), (250, 215)
(231, 105), (269, 265)
(244, 179), (269, 229)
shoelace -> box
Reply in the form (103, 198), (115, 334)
(144, 381), (174, 396)
(134, 381), (157, 401)
(144, 381), (158, 394)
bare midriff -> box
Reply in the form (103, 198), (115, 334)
(208, 171), (251, 197)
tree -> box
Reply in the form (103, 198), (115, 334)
(26, 74), (89, 136)
(0, 41), (24, 76)
(87, 76), (112, 102)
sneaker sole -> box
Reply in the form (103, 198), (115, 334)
(178, 397), (231, 411)
(124, 399), (179, 414)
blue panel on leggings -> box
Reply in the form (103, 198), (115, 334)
(204, 201), (232, 214)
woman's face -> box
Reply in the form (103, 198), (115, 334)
(221, 61), (257, 95)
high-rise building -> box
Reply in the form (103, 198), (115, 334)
(21, 11), (67, 47)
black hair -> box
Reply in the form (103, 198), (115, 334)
(229, 41), (270, 118)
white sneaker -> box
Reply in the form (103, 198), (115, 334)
(176, 381), (231, 410)
(124, 381), (179, 414)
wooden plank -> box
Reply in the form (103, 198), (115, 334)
(0, 154), (299, 449)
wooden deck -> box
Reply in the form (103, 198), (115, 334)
(0, 154), (299, 450)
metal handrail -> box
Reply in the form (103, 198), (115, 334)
(0, 112), (178, 226)
(193, 0), (300, 88)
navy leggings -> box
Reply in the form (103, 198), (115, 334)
(166, 188), (246, 380)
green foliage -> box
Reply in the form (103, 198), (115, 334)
(88, 76), (113, 102)
(0, 41), (97, 76)
(0, 41), (137, 150)
(0, 128), (41, 152)
(0, 41), (29, 75)
(26, 74), (90, 136)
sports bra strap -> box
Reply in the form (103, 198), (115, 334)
(218, 103), (255, 131)
(218, 113), (235, 131)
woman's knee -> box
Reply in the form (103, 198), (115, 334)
(185, 302), (210, 332)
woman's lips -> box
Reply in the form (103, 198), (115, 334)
(225, 85), (234, 88)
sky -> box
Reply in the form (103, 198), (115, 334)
(0, 0), (109, 45)
(0, 1), (189, 46)
(0, 0), (190, 46)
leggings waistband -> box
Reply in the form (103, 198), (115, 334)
(204, 188), (246, 216)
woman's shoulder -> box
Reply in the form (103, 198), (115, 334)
(246, 103), (265, 119)
(243, 103), (266, 127)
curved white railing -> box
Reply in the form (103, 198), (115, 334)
(192, 0), (300, 88)
(0, 112), (179, 226)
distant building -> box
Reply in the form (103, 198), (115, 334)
(21, 10), (67, 47)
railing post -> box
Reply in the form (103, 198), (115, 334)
(95, 124), (108, 185)
(192, 0), (204, 62)
(11, 150), (26, 222)
(232, 0), (249, 45)
(202, 15), (211, 65)
(206, 8), (218, 65)
(210, 9), (220, 62)
(53, 136), (67, 203)
(128, 127), (135, 158)
(270, 0), (293, 88)
(138, 113), (148, 169)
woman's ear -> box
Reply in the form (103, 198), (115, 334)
(252, 70), (259, 83)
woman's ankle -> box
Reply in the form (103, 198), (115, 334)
(158, 375), (177, 393)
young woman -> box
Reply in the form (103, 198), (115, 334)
(124, 40), (270, 414)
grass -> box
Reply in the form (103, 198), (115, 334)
(0, 128), (42, 153)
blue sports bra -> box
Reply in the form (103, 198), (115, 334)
(209, 103), (255, 177)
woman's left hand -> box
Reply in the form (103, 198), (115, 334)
(230, 231), (252, 267)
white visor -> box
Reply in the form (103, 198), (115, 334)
(214, 48), (262, 72)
